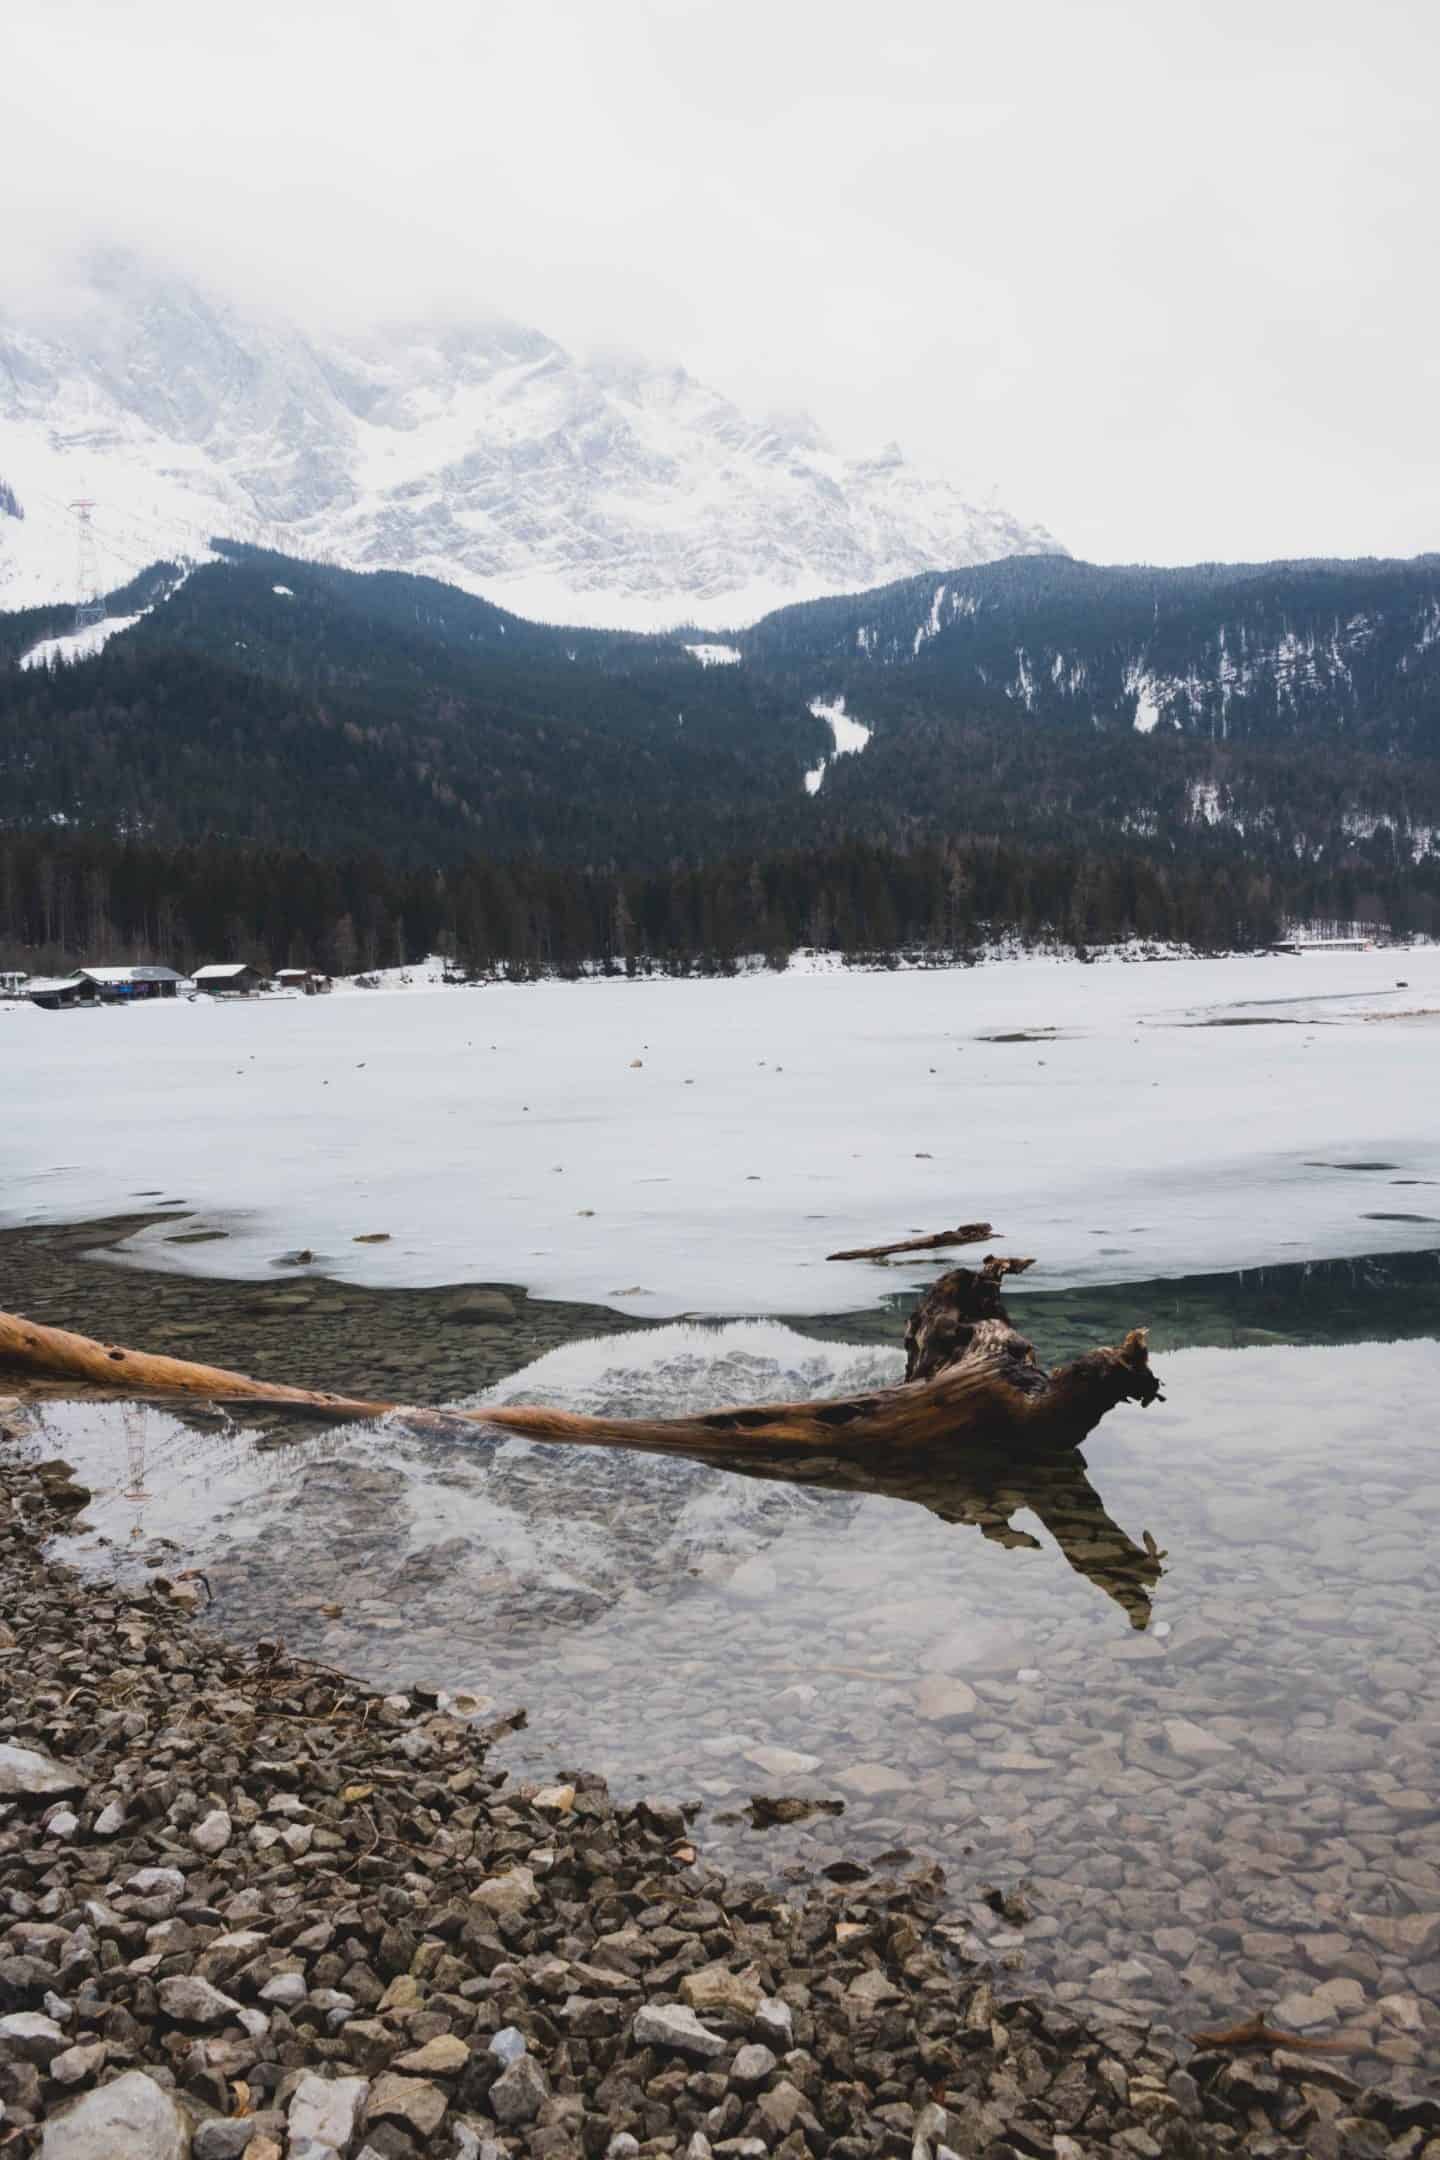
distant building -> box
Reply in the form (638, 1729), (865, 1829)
(25, 965), (183, 1009)
(193, 962), (264, 996)
(74, 965), (184, 1000)
(1269, 936), (1374, 954)
(274, 967), (332, 995)
(0, 970), (28, 995)
(25, 974), (101, 1011)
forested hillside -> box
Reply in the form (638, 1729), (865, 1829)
(2, 543), (1438, 970)
(742, 553), (1440, 756)
(0, 547), (827, 862)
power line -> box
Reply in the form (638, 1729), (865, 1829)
(68, 500), (106, 630)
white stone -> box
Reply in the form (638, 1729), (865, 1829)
(0, 1742), (82, 1797)
(835, 1761), (907, 1798)
(633, 2002), (728, 2060)
(915, 1676), (979, 1725)
(469, 1866), (539, 1919)
(41, 2070), (190, 2160)
(289, 2071), (370, 2152)
(1162, 1718), (1236, 1763)
(126, 1866), (187, 1896)
(0, 2011), (65, 2060)
(743, 1745), (821, 1779)
(755, 1997), (794, 2046)
(190, 1809), (232, 1855)
(157, 1974), (244, 2026)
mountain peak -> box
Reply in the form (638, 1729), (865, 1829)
(0, 254), (1062, 630)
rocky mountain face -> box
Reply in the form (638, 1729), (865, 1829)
(0, 252), (1059, 627)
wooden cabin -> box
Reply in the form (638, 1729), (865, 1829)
(25, 966), (183, 1009)
(25, 975), (101, 1011)
(193, 962), (264, 997)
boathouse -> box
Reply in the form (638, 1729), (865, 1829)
(24, 975), (101, 1010)
(193, 962), (264, 996)
(75, 965), (184, 1001)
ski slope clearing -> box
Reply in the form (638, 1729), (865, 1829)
(3, 952), (1436, 1316)
(804, 695), (871, 794)
(19, 612), (146, 670)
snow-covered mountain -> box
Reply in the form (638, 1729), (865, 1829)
(0, 251), (1060, 630)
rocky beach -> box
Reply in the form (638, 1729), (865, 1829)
(4, 1400), (1438, 2160)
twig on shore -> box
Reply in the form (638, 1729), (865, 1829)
(825, 1222), (995, 1261)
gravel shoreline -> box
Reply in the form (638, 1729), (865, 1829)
(2, 1414), (1434, 2159)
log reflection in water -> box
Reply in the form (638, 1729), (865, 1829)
(398, 1408), (1166, 1630)
(681, 1439), (1167, 1630)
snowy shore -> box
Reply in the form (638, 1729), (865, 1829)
(3, 948), (1436, 1318)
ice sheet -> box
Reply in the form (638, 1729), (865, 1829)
(2, 951), (1437, 1315)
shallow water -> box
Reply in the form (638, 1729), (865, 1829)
(20, 1292), (1440, 2077)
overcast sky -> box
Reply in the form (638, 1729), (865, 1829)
(5, 0), (1436, 564)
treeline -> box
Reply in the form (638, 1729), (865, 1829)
(2, 828), (1434, 983)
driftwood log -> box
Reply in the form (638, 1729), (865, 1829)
(825, 1221), (994, 1262)
(0, 1255), (1159, 1458)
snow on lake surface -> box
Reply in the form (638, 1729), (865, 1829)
(3, 950), (1437, 1315)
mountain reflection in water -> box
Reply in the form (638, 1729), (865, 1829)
(497, 1418), (1167, 1630)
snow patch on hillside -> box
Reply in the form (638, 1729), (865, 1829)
(20, 611), (145, 670)
(685, 643), (742, 666)
(912, 581), (947, 655)
(1124, 660), (1163, 733)
(804, 695), (872, 794)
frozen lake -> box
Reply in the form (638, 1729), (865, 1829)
(3, 949), (1437, 1315)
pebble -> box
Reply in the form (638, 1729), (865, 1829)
(489, 2053), (550, 2124)
(633, 2002), (729, 2060)
(729, 2041), (778, 2088)
(156, 1975), (246, 2026)
(287, 2071), (369, 2151)
(366, 2070), (449, 2136)
(393, 2032), (469, 2073)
